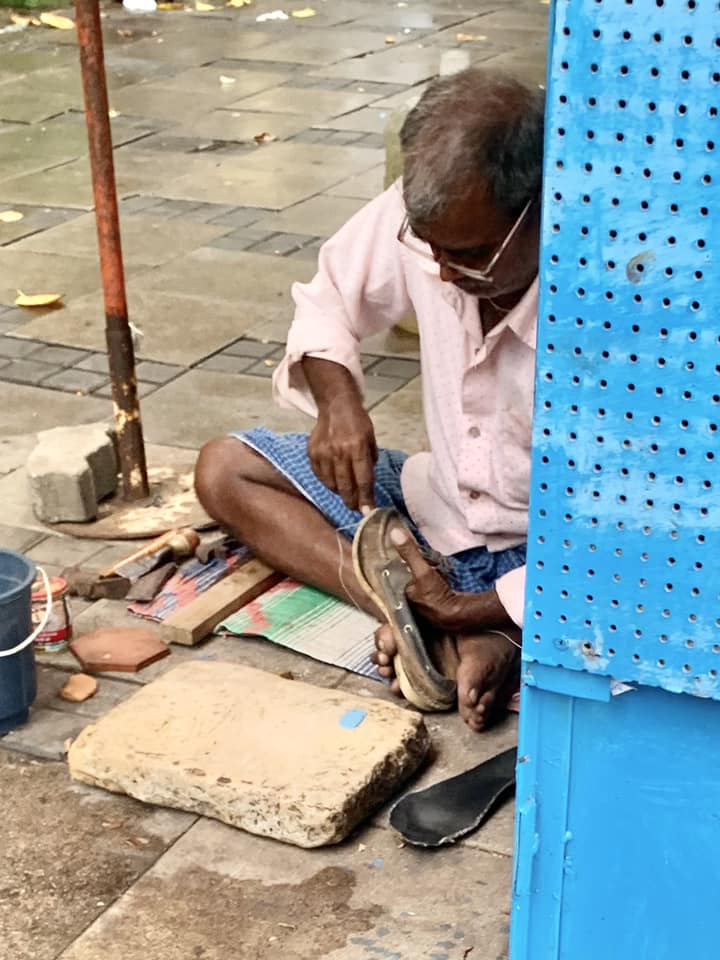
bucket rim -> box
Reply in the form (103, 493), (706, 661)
(0, 548), (37, 599)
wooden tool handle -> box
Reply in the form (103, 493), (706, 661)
(101, 528), (199, 578)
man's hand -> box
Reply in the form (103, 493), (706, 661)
(389, 527), (465, 632)
(308, 401), (378, 511)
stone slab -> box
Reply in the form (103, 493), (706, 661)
(325, 164), (385, 200)
(235, 28), (389, 65)
(367, 376), (426, 452)
(0, 747), (195, 960)
(57, 818), (511, 960)
(313, 106), (392, 135)
(12, 214), (228, 268)
(169, 109), (313, 143)
(69, 661), (430, 847)
(229, 85), (377, 118)
(139, 369), (311, 447)
(0, 250), (102, 307)
(252, 194), (366, 237)
(311, 46), (442, 85)
(0, 381), (110, 437)
(0, 157), (95, 210)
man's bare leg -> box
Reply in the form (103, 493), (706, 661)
(195, 436), (381, 618)
(374, 623), (521, 730)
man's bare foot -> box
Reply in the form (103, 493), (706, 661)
(372, 622), (520, 731)
(372, 623), (402, 696)
(455, 630), (520, 732)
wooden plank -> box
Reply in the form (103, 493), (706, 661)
(159, 560), (281, 646)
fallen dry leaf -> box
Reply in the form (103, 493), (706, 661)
(219, 74), (237, 85)
(15, 291), (64, 307)
(117, 27), (135, 38)
(385, 35), (396, 44)
(126, 836), (151, 848)
(195, 0), (216, 9)
(10, 13), (30, 25)
(0, 210), (24, 224)
(157, 1), (185, 8)
(101, 819), (124, 829)
(263, 358), (276, 367)
(227, 0), (251, 6)
(253, 131), (277, 143)
(39, 11), (75, 29)
(291, 6), (315, 16)
(108, 108), (120, 118)
(59, 673), (98, 703)
(456, 32), (487, 42)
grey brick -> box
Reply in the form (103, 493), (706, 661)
(41, 368), (109, 394)
(174, 202), (237, 223)
(353, 132), (385, 149)
(206, 206), (268, 229)
(208, 229), (276, 251)
(247, 233), (307, 256)
(30, 345), (91, 367)
(1, 708), (88, 761)
(244, 358), (280, 378)
(74, 353), (110, 374)
(146, 199), (206, 218)
(368, 358), (421, 380)
(197, 354), (256, 375)
(0, 359), (58, 385)
(0, 336), (43, 359)
(135, 360), (184, 384)
(222, 339), (277, 359)
(120, 195), (165, 215)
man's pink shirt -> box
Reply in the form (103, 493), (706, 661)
(272, 183), (537, 627)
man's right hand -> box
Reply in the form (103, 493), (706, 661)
(302, 356), (377, 512)
(308, 401), (377, 512)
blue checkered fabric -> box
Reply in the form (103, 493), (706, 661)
(235, 427), (526, 593)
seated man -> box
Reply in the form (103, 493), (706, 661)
(196, 68), (543, 732)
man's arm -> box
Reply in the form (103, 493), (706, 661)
(302, 356), (377, 512)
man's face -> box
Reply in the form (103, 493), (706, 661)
(408, 181), (540, 299)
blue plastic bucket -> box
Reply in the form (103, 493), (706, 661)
(0, 550), (37, 735)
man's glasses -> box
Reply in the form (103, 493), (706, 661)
(397, 198), (533, 284)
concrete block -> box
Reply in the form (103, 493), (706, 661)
(68, 661), (430, 848)
(27, 422), (118, 522)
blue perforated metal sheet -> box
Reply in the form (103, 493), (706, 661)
(525, 0), (720, 698)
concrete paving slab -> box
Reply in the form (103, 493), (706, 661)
(0, 250), (101, 306)
(0, 382), (110, 437)
(2, 707), (90, 760)
(13, 214), (229, 269)
(69, 660), (429, 846)
(311, 45), (442, 85)
(325, 164), (386, 200)
(0, 747), (195, 960)
(236, 28), (390, 65)
(252, 194), (366, 237)
(139, 370), (311, 447)
(170, 108), (313, 143)
(0, 523), (44, 553)
(481, 43), (548, 88)
(0, 157), (95, 210)
(57, 818), (511, 960)
(129, 65), (287, 99)
(12, 288), (258, 365)
(313, 106), (392, 134)
(0, 432), (39, 477)
(0, 78), (81, 124)
(229, 85), (378, 118)
(35, 665), (139, 720)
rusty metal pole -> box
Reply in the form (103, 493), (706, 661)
(75, 0), (150, 501)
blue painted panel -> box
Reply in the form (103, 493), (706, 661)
(526, 0), (720, 697)
(511, 681), (720, 960)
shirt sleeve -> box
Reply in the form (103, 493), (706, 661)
(272, 182), (413, 417)
(494, 564), (526, 628)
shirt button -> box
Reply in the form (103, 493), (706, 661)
(469, 491), (480, 500)
(468, 426), (480, 438)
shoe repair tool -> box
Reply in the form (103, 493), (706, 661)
(63, 565), (131, 601)
(101, 527), (200, 582)
(125, 561), (177, 602)
(195, 533), (232, 565)
(389, 747), (517, 847)
(352, 507), (458, 711)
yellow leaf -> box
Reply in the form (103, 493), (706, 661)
(253, 131), (276, 143)
(39, 11), (75, 29)
(15, 291), (64, 308)
(195, 1), (216, 10)
(385, 35), (396, 44)
(10, 13), (31, 25)
(291, 7), (315, 16)
(0, 210), (24, 224)
(227, 0), (251, 6)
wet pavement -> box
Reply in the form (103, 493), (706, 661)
(0, 1), (547, 957)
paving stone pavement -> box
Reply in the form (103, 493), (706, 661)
(0, 1), (547, 957)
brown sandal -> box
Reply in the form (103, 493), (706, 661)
(352, 508), (458, 711)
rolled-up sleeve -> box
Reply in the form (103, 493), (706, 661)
(494, 564), (526, 629)
(272, 183), (413, 417)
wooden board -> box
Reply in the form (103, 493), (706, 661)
(158, 559), (281, 646)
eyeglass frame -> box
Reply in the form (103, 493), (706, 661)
(397, 197), (534, 284)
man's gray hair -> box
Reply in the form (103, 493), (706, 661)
(400, 68), (545, 225)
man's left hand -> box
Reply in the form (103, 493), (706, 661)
(389, 527), (466, 633)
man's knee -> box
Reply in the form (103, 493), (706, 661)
(195, 436), (250, 514)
